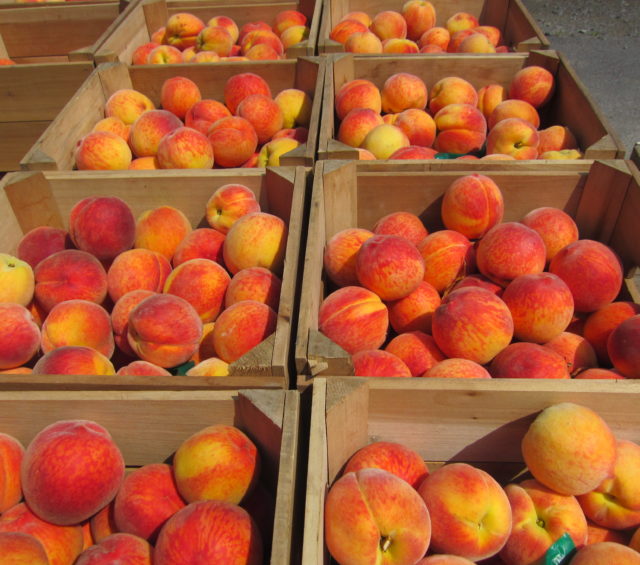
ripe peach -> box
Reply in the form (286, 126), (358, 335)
(156, 126), (214, 169)
(34, 249), (108, 313)
(356, 148), (377, 160)
(240, 29), (284, 57)
(453, 273), (503, 296)
(418, 557), (475, 565)
(458, 32), (495, 53)
(387, 281), (441, 335)
(172, 228), (225, 267)
(273, 9), (306, 36)
(585, 521), (630, 545)
(370, 10), (407, 41)
(207, 116), (258, 168)
(509, 65), (555, 109)
(238, 21), (272, 43)
(402, 0), (436, 41)
(329, 18), (369, 44)
(361, 124), (411, 160)
(134, 205), (192, 261)
(75, 131), (132, 170)
(344, 31), (383, 53)
(417, 229), (474, 293)
(32, 345), (115, 375)
(92, 116), (130, 141)
(418, 26), (450, 50)
(385, 331), (445, 376)
(107, 248), (171, 303)
(0, 253), (35, 306)
(382, 38), (419, 53)
(445, 11), (479, 34)
(0, 531), (49, 565)
(223, 72), (271, 114)
(129, 157), (159, 169)
(486, 117), (540, 160)
(549, 240), (623, 313)
(373, 211), (428, 245)
(207, 15), (239, 42)
(196, 25), (234, 57)
(185, 99), (231, 135)
(477, 84), (506, 121)
(381, 72), (428, 114)
(163, 12), (206, 50)
(570, 541), (640, 564)
(475, 25), (501, 46)
(74, 532), (153, 565)
(105, 89), (154, 126)
(423, 358), (491, 379)
(0, 303), (40, 370)
(522, 402), (617, 496)
(186, 357), (229, 376)
(583, 301), (640, 364)
(111, 289), (157, 357)
(393, 108), (436, 147)
(335, 79), (381, 121)
(281, 24), (310, 48)
(429, 76), (478, 115)
(433, 103), (487, 154)
(237, 94), (283, 144)
(205, 183), (260, 235)
(544, 332), (597, 375)
(147, 44), (184, 64)
(323, 228), (374, 287)
(488, 99), (540, 129)
(574, 368), (625, 380)
(340, 11), (372, 27)
(116, 360), (171, 376)
(608, 315), (640, 378)
(225, 267), (281, 310)
(338, 107), (384, 148)
(256, 136), (299, 166)
(131, 41), (159, 65)
(538, 125), (579, 154)
(520, 206), (579, 262)
(243, 43), (280, 61)
(17, 226), (71, 270)
(489, 341), (571, 379)
(540, 149), (583, 160)
(0, 432), (25, 512)
(432, 287), (514, 364)
(389, 146), (438, 159)
(128, 109), (182, 157)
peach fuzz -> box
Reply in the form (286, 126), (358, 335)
(500, 479), (588, 565)
(17, 226), (71, 270)
(186, 357), (230, 376)
(111, 289), (165, 358)
(0, 503), (84, 565)
(116, 360), (171, 376)
(128, 109), (182, 157)
(68, 195), (136, 261)
(402, 0), (436, 41)
(222, 211), (287, 276)
(163, 12), (205, 50)
(608, 315), (640, 378)
(21, 419), (124, 526)
(318, 286), (389, 355)
(338, 107), (384, 148)
(382, 38), (419, 53)
(107, 248), (171, 303)
(34, 249), (108, 313)
(419, 26), (450, 50)
(389, 146), (438, 159)
(501, 272), (574, 343)
(212, 299), (276, 363)
(570, 542), (640, 564)
(185, 99), (231, 135)
(488, 99), (540, 129)
(147, 44), (184, 64)
(423, 358), (491, 379)
(0, 531), (49, 565)
(386, 281), (441, 335)
(237, 94), (283, 144)
(417, 229), (474, 293)
(549, 239), (623, 313)
(476, 222), (546, 287)
(329, 18), (369, 44)
(74, 532), (153, 565)
(154, 500), (263, 565)
(207, 116), (258, 168)
(361, 124), (410, 160)
(489, 342), (571, 379)
(75, 131), (132, 170)
(429, 76), (478, 115)
(522, 402), (617, 496)
(417, 462), (511, 561)
(0, 432), (25, 512)
(486, 117), (540, 160)
(325, 468), (431, 565)
(393, 109), (436, 147)
(344, 31), (383, 54)
(40, 299), (114, 357)
(458, 32), (496, 53)
(381, 73), (428, 114)
(0, 303), (40, 370)
(92, 116), (130, 141)
(370, 10), (407, 41)
(583, 301), (640, 365)
(207, 15), (239, 43)
(225, 267), (281, 310)
(196, 26), (234, 57)
(323, 228), (374, 287)
(156, 126), (214, 169)
(432, 286), (514, 364)
(113, 463), (186, 542)
(32, 346), (115, 375)
(385, 331), (445, 377)
(477, 84), (506, 121)
(373, 211), (428, 245)
(433, 104), (487, 154)
(172, 228), (225, 267)
(335, 79), (381, 121)
(441, 173), (504, 240)
(509, 65), (555, 109)
(520, 206), (579, 262)
(105, 89), (154, 126)
(128, 293), (202, 368)
(131, 41), (159, 65)
(223, 72), (271, 115)
(205, 183), (260, 235)
(134, 205), (192, 261)
(544, 332), (597, 374)
(163, 258), (230, 322)
(538, 125), (579, 154)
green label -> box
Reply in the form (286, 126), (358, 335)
(544, 533), (577, 565)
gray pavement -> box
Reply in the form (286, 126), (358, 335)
(520, 0), (640, 159)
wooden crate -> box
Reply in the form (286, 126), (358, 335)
(21, 58), (323, 171)
(318, 0), (549, 54)
(93, 0), (321, 62)
(0, 387), (303, 565)
(295, 159), (640, 385)
(302, 377), (640, 564)
(319, 51), (625, 162)
(0, 166), (308, 388)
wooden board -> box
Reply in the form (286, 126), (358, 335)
(295, 159), (640, 384)
(0, 166), (308, 386)
(318, 0), (549, 54)
(319, 51), (625, 162)
(302, 377), (640, 564)
(21, 58), (324, 171)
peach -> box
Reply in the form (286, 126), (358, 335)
(453, 273), (503, 296)
(110, 277), (158, 355)
(385, 331), (445, 377)
(274, 88), (312, 128)
(325, 468), (431, 565)
(370, 10), (407, 41)
(281, 24), (310, 48)
(446, 11), (479, 34)
(147, 44), (184, 64)
(608, 315), (640, 378)
(488, 99), (540, 129)
(570, 542), (640, 564)
(105, 89), (154, 126)
(0, 253), (33, 306)
(69, 196), (135, 261)
(240, 29), (284, 57)
(538, 125), (579, 154)
(273, 9), (306, 36)
(486, 117), (540, 159)
(116, 360), (171, 376)
(393, 108), (436, 147)
(0, 302), (40, 370)
(500, 479), (588, 565)
(357, 148), (377, 160)
(185, 99), (231, 135)
(417, 229), (474, 293)
(32, 345), (115, 375)
(17, 226), (71, 270)
(477, 84), (506, 121)
(207, 116), (258, 168)
(382, 38), (420, 53)
(387, 281), (441, 334)
(329, 18), (369, 44)
(509, 65), (555, 109)
(163, 12), (205, 50)
(107, 248), (171, 303)
(476, 222), (546, 287)
(151, 27), (166, 44)
(192, 50), (221, 62)
(583, 301), (640, 364)
(0, 531), (49, 565)
(418, 462), (511, 561)
(345, 31), (383, 53)
(338, 107), (384, 148)
(418, 26), (450, 50)
(402, 0), (436, 41)
(420, 43), (445, 53)
(134, 205), (192, 261)
(205, 183), (260, 235)
(196, 25), (234, 56)
(237, 94), (284, 144)
(34, 249), (108, 313)
(212, 300), (276, 363)
(502, 272), (574, 343)
(222, 211), (287, 275)
(520, 206), (579, 262)
(373, 211), (428, 245)
(156, 126), (214, 169)
(575, 368), (625, 380)
(238, 21), (272, 43)
(74, 532), (153, 565)
(131, 41), (159, 65)
(225, 267), (281, 310)
(432, 287), (514, 364)
(423, 358), (491, 379)
(128, 109), (182, 157)
(418, 557), (475, 565)
(429, 77), (478, 115)
(113, 463), (186, 541)
(22, 419), (124, 525)
(93, 116), (130, 141)
(434, 103), (487, 154)
(381, 72), (428, 114)
(172, 227), (225, 267)
(318, 286), (389, 355)
(164, 258), (230, 322)
(0, 503), (84, 565)
(323, 228), (375, 287)
(544, 332), (597, 375)
(489, 341), (571, 379)
(335, 79), (382, 121)
(256, 136), (299, 166)
(549, 240), (623, 313)
(173, 424), (259, 504)
(342, 441), (429, 489)
(223, 72), (271, 115)
(75, 130), (132, 170)
(341, 11), (372, 27)
(441, 173), (504, 240)
(0, 432), (25, 512)
(458, 32), (495, 53)
(389, 146), (438, 159)
(475, 25), (501, 47)
(361, 123), (410, 159)
(585, 521), (630, 545)
(127, 293), (202, 368)
(540, 149), (583, 160)
(186, 357), (229, 376)
(154, 500), (263, 565)
(207, 15), (239, 43)
(243, 43), (281, 61)
(522, 402), (617, 496)
(633, 529), (640, 552)
(129, 156), (159, 169)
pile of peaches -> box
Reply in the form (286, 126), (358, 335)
(132, 9), (309, 64)
(330, 1), (508, 54)
(325, 402), (640, 564)
(75, 73), (311, 170)
(319, 173), (640, 378)
(0, 418), (266, 563)
(0, 183), (287, 376)
(335, 65), (582, 160)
